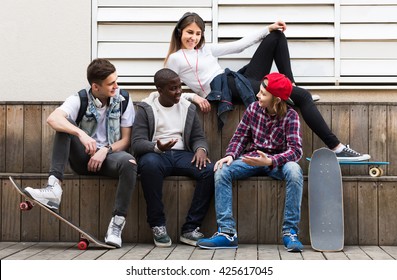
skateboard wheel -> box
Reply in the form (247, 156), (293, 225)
(20, 201), (33, 211)
(78, 239), (89, 250)
(379, 168), (384, 177)
(369, 167), (381, 177)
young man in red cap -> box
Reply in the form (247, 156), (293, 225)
(197, 72), (304, 252)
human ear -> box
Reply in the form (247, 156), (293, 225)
(91, 83), (100, 92)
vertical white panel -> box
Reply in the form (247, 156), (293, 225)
(92, 0), (98, 59)
(334, 0), (341, 85)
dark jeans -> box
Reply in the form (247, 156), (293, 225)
(236, 30), (340, 149)
(138, 150), (214, 233)
(49, 121), (137, 217)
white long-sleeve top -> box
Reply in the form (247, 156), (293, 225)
(166, 28), (270, 98)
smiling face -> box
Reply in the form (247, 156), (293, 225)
(180, 22), (203, 50)
(158, 76), (183, 107)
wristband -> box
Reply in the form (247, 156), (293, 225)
(197, 147), (207, 154)
(105, 144), (113, 154)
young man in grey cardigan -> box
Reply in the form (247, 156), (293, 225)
(131, 68), (214, 247)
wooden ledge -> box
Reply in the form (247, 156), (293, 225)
(2, 173), (397, 182)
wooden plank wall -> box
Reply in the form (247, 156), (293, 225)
(0, 102), (396, 245)
(1, 102), (395, 175)
(0, 100), (395, 167)
(1, 176), (396, 245)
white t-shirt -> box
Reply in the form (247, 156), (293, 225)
(152, 97), (184, 150)
(58, 91), (134, 147)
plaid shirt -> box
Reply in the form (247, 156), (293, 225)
(225, 101), (302, 167)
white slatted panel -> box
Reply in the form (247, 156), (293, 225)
(98, 43), (169, 59)
(98, 0), (212, 6)
(94, 1), (397, 86)
(98, 23), (212, 42)
(341, 60), (397, 76)
(341, 6), (397, 22)
(340, 2), (397, 80)
(341, 24), (397, 40)
(217, 2), (335, 84)
(111, 59), (163, 77)
(218, 24), (335, 38)
(96, 2), (213, 85)
(218, 5), (335, 23)
(218, 0), (335, 4)
(341, 42), (397, 59)
(339, 77), (397, 84)
(341, 0), (397, 5)
(97, 8), (212, 22)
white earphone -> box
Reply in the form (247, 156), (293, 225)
(93, 98), (102, 108)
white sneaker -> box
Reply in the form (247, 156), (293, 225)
(24, 175), (62, 210)
(312, 94), (320, 102)
(105, 215), (126, 248)
(335, 145), (371, 162)
(287, 95), (320, 106)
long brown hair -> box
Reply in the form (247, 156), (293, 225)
(269, 96), (288, 118)
(164, 12), (206, 66)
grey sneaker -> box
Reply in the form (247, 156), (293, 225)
(24, 175), (62, 210)
(105, 215), (126, 248)
(335, 145), (371, 162)
(152, 226), (172, 247)
(180, 227), (204, 246)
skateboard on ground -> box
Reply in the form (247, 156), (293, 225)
(8, 176), (116, 250)
(307, 157), (389, 177)
(308, 148), (344, 251)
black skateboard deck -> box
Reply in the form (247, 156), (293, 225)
(308, 148), (344, 251)
(9, 176), (116, 250)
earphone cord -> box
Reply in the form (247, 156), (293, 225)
(182, 49), (206, 95)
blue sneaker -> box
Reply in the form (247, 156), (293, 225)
(283, 229), (303, 252)
(197, 231), (238, 249)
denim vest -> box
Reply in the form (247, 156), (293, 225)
(206, 68), (256, 130)
(79, 88), (124, 145)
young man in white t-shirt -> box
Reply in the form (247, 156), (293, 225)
(24, 58), (137, 248)
(131, 68), (214, 247)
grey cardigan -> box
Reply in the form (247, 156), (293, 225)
(131, 92), (209, 158)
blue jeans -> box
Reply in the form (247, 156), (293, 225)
(138, 150), (214, 233)
(215, 158), (303, 235)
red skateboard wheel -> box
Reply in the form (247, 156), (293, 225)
(78, 239), (89, 250)
(20, 201), (33, 211)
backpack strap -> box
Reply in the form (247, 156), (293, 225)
(76, 89), (88, 125)
(119, 89), (130, 115)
